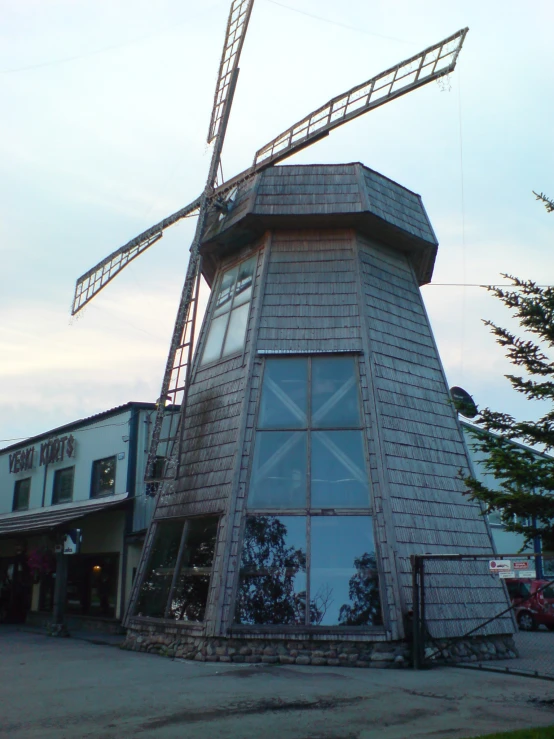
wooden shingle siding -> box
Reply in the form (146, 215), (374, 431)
(357, 233), (507, 638)
(362, 169), (436, 243)
(136, 163), (508, 644)
(257, 230), (361, 354)
(155, 240), (266, 522)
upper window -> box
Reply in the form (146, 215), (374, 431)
(52, 466), (75, 505)
(248, 356), (370, 509)
(90, 457), (116, 498)
(135, 516), (218, 622)
(13, 478), (31, 511)
(200, 256), (256, 366)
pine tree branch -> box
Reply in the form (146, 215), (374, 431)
(533, 190), (554, 213)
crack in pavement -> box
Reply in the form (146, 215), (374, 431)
(138, 696), (366, 731)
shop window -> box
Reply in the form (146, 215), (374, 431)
(200, 256), (256, 366)
(135, 516), (218, 622)
(12, 478), (31, 511)
(52, 466), (75, 505)
(236, 356), (382, 628)
(65, 554), (119, 618)
(90, 457), (116, 498)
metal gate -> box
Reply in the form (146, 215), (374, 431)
(412, 553), (554, 680)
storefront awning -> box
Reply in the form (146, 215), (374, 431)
(0, 493), (129, 538)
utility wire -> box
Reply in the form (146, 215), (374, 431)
(424, 284), (554, 287)
(265, 0), (412, 44)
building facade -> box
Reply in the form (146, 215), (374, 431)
(123, 163), (513, 665)
(0, 402), (161, 629)
(461, 420), (552, 575)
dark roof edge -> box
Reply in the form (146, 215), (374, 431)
(0, 402), (157, 455)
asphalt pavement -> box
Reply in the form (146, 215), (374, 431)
(1, 626), (554, 739)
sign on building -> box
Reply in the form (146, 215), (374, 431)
(489, 560), (512, 572)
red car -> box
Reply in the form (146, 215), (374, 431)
(505, 578), (554, 631)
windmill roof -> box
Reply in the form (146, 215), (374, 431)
(201, 162), (438, 285)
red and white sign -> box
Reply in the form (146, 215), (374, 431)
(514, 562), (530, 570)
(489, 560), (511, 572)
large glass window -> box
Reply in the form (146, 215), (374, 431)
(201, 256), (256, 366)
(237, 356), (382, 628)
(248, 356), (370, 509)
(52, 466), (75, 505)
(12, 478), (31, 511)
(90, 457), (116, 498)
(135, 516), (218, 622)
(235, 515), (381, 627)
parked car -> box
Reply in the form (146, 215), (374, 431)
(505, 578), (554, 631)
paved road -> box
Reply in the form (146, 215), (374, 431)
(1, 627), (554, 739)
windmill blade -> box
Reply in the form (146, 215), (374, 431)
(254, 27), (469, 168)
(71, 196), (201, 315)
(208, 0), (255, 144)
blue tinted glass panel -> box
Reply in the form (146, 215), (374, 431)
(312, 356), (361, 428)
(311, 431), (370, 508)
(236, 516), (307, 625)
(310, 517), (382, 626)
(259, 359), (308, 429)
(213, 266), (238, 317)
(248, 431), (306, 509)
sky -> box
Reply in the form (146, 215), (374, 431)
(1, 0), (553, 448)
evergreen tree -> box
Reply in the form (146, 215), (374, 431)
(464, 276), (554, 547)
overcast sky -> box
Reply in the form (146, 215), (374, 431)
(1, 0), (553, 447)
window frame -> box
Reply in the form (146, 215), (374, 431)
(52, 465), (75, 505)
(198, 253), (258, 369)
(90, 456), (117, 499)
(233, 354), (384, 632)
(133, 515), (220, 624)
(248, 354), (372, 514)
(12, 478), (31, 512)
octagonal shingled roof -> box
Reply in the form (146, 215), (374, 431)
(201, 163), (438, 286)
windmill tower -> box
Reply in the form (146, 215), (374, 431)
(72, 4), (513, 664)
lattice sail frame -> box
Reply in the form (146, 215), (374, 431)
(254, 27), (468, 167)
(71, 26), (468, 317)
(208, 0), (254, 144)
(71, 198), (201, 315)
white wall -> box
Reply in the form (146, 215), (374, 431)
(0, 408), (133, 514)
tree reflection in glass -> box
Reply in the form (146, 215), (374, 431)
(135, 520), (183, 618)
(310, 517), (382, 627)
(169, 517), (218, 622)
(236, 516), (307, 625)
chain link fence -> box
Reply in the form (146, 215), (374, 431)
(412, 553), (554, 680)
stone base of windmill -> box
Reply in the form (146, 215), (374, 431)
(121, 626), (517, 668)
